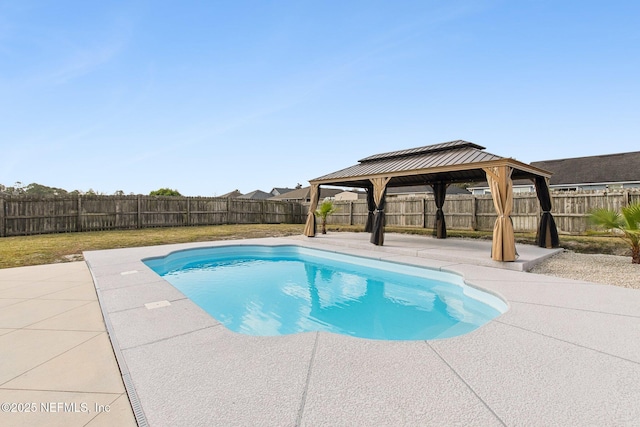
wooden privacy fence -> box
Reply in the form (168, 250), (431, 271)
(305, 190), (640, 234)
(2, 190), (639, 237)
(0, 195), (305, 237)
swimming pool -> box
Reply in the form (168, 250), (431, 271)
(144, 245), (507, 340)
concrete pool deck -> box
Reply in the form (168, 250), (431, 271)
(2, 232), (640, 425)
(0, 262), (137, 427)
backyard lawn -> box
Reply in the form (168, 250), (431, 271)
(0, 224), (304, 269)
(0, 224), (628, 269)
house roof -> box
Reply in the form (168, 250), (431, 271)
(271, 187), (296, 196)
(530, 151), (640, 186)
(470, 150), (640, 188)
(219, 189), (242, 198)
(269, 186), (342, 201)
(238, 190), (272, 200)
(310, 140), (552, 188)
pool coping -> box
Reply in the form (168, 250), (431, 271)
(84, 233), (640, 426)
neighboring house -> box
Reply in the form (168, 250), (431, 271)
(269, 186), (342, 202)
(220, 187), (297, 198)
(386, 185), (471, 198)
(469, 151), (640, 194)
(334, 191), (366, 201)
(237, 190), (273, 200)
(469, 182), (539, 195)
(270, 187), (298, 197)
(219, 189), (242, 198)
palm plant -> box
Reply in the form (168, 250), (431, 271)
(314, 200), (337, 234)
(589, 202), (640, 264)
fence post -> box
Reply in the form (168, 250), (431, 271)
(291, 202), (295, 224)
(471, 195), (477, 231)
(623, 189), (630, 208)
(422, 198), (427, 228)
(137, 196), (142, 229)
(115, 197), (120, 229)
(186, 197), (191, 226)
(350, 201), (354, 225)
(0, 196), (5, 237)
(77, 195), (82, 232)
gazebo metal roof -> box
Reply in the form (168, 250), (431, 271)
(310, 140), (552, 188)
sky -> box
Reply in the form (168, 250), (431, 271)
(1, 1), (639, 196)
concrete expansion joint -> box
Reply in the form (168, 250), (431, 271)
(0, 386), (124, 396)
(494, 320), (640, 366)
(296, 331), (319, 426)
(1, 331), (103, 386)
(426, 341), (508, 427)
(20, 302), (97, 329)
(513, 300), (640, 319)
(25, 326), (105, 333)
(119, 324), (222, 352)
(34, 284), (88, 298)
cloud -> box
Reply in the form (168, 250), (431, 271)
(104, 1), (498, 169)
(7, 11), (135, 87)
(42, 18), (132, 86)
(44, 40), (125, 85)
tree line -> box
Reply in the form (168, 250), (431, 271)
(0, 182), (182, 197)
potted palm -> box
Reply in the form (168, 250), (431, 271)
(589, 202), (640, 264)
(315, 200), (338, 234)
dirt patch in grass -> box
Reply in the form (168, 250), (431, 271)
(554, 235), (631, 256)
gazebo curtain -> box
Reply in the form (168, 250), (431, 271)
(483, 166), (517, 261)
(431, 182), (448, 239)
(369, 177), (391, 246)
(303, 184), (321, 237)
(534, 177), (559, 248)
(364, 183), (375, 232)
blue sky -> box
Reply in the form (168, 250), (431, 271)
(1, 1), (639, 196)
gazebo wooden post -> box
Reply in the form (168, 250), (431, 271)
(364, 183), (375, 232)
(303, 184), (321, 237)
(483, 165), (517, 261)
(369, 177), (391, 245)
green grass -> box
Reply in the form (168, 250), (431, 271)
(0, 223), (630, 269)
(0, 224), (304, 269)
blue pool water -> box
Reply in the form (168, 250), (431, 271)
(144, 245), (507, 341)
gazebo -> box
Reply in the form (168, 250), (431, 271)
(304, 140), (559, 262)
